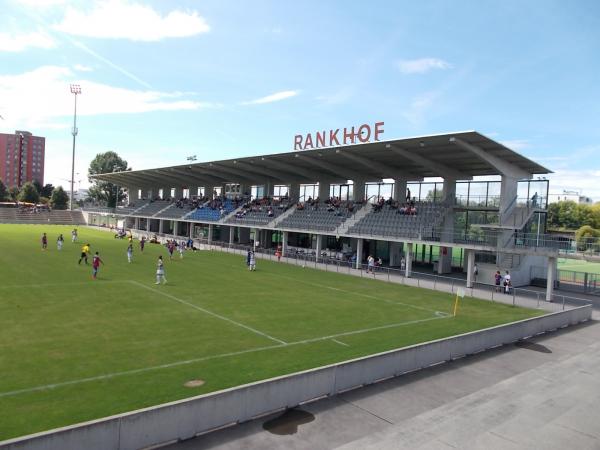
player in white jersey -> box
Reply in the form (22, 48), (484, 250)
(127, 243), (133, 263)
(155, 256), (167, 284)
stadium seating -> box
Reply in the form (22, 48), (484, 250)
(226, 198), (293, 226)
(278, 201), (356, 232)
(129, 200), (171, 216)
(0, 208), (85, 225)
(187, 198), (237, 222)
(154, 203), (195, 219)
(348, 201), (448, 238)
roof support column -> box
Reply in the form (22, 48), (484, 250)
(318, 180), (330, 201)
(289, 183), (300, 201)
(500, 175), (519, 218)
(353, 180), (365, 202)
(355, 238), (363, 269)
(466, 249), (475, 288)
(546, 256), (557, 302)
(437, 178), (456, 274)
(405, 242), (413, 278)
(393, 178), (408, 202)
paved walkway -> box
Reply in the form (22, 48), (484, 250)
(164, 316), (600, 450)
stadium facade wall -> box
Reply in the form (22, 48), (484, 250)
(1, 305), (591, 450)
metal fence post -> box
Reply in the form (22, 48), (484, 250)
(512, 289), (516, 306)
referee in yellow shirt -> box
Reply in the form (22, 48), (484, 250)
(78, 243), (91, 265)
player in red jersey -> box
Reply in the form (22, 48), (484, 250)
(41, 233), (48, 250)
(92, 252), (104, 280)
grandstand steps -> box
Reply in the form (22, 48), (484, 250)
(0, 210), (85, 225)
(334, 203), (370, 235)
(219, 205), (245, 224)
(266, 204), (298, 228)
(152, 202), (177, 217)
(122, 202), (150, 216)
(182, 200), (210, 220)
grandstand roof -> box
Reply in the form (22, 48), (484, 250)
(93, 131), (551, 187)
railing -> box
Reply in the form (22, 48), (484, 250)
(172, 237), (592, 312)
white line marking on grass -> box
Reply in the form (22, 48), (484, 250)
(332, 338), (350, 347)
(0, 315), (451, 399)
(272, 273), (442, 315)
(0, 280), (130, 289)
(0, 343), (284, 399)
(129, 280), (288, 345)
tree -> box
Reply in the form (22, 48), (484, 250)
(0, 178), (8, 201)
(18, 182), (40, 204)
(88, 151), (130, 208)
(32, 179), (43, 195)
(50, 186), (69, 210)
(8, 186), (19, 201)
(40, 183), (54, 198)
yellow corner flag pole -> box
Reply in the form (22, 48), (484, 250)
(453, 288), (465, 317)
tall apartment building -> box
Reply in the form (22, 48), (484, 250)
(0, 130), (45, 188)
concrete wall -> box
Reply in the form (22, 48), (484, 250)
(1, 306), (591, 450)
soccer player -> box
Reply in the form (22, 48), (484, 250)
(41, 233), (48, 250)
(140, 236), (146, 252)
(78, 243), (90, 265)
(57, 234), (64, 251)
(156, 255), (167, 284)
(92, 252), (103, 280)
(249, 250), (256, 271)
(127, 243), (133, 263)
(178, 240), (185, 259)
(71, 228), (78, 243)
(167, 241), (175, 260)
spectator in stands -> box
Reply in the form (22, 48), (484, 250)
(406, 187), (411, 202)
(400, 256), (406, 271)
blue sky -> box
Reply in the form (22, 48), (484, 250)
(0, 0), (599, 198)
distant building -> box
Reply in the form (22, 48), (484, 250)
(67, 188), (89, 202)
(0, 130), (45, 188)
(548, 190), (593, 205)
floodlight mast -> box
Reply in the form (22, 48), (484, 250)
(69, 84), (81, 210)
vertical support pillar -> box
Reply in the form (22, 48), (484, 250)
(315, 234), (322, 258)
(158, 219), (164, 234)
(405, 242), (413, 277)
(189, 222), (194, 239)
(318, 180), (330, 201)
(353, 180), (365, 202)
(393, 178), (408, 201)
(437, 178), (456, 274)
(289, 183), (300, 201)
(356, 238), (363, 269)
(282, 231), (289, 254)
(173, 221), (178, 237)
(134, 217), (140, 230)
(466, 249), (475, 288)
(546, 256), (557, 301)
(229, 226), (234, 246)
(207, 224), (214, 244)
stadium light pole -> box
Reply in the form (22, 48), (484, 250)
(69, 84), (82, 211)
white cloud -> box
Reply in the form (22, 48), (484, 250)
(0, 30), (56, 52)
(0, 65), (211, 131)
(396, 58), (452, 74)
(242, 90), (298, 105)
(73, 64), (93, 72)
(500, 139), (531, 151)
(17, 0), (66, 7)
(401, 91), (439, 127)
(53, 0), (210, 41)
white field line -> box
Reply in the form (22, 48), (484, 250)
(332, 338), (350, 347)
(129, 280), (288, 345)
(271, 272), (448, 316)
(0, 315), (449, 399)
(0, 280), (130, 289)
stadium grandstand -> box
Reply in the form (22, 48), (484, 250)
(87, 130), (596, 302)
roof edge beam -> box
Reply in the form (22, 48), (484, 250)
(388, 144), (472, 181)
(451, 137), (530, 179)
(338, 150), (421, 181)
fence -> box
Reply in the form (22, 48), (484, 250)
(133, 232), (592, 313)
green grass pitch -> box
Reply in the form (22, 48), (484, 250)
(0, 224), (543, 440)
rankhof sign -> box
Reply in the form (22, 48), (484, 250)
(294, 121), (384, 150)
